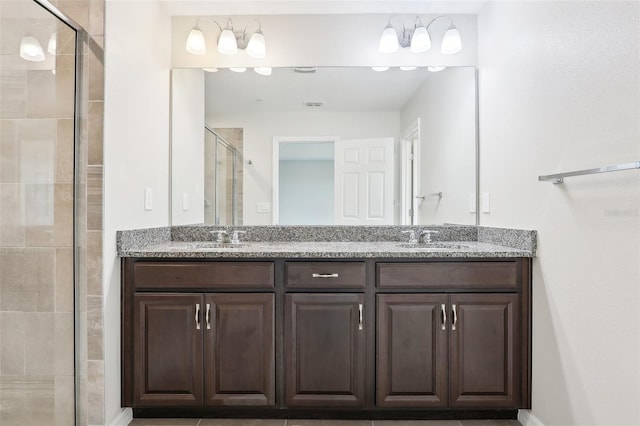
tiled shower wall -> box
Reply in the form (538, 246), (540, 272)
(0, 0), (105, 424)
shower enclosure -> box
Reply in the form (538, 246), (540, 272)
(204, 126), (242, 225)
(0, 0), (83, 423)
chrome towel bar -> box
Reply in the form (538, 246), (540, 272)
(538, 161), (640, 184)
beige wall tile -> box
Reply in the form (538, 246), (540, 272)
(26, 70), (56, 118)
(0, 248), (55, 312)
(88, 101), (103, 165)
(87, 360), (104, 425)
(0, 120), (19, 182)
(56, 119), (74, 183)
(0, 376), (56, 425)
(24, 313), (55, 376)
(0, 184), (25, 246)
(87, 295), (103, 361)
(89, 0), (104, 36)
(0, 68), (27, 119)
(55, 54), (76, 119)
(87, 165), (102, 230)
(54, 375), (75, 426)
(56, 21), (76, 56)
(87, 230), (102, 296)
(25, 183), (73, 247)
(88, 38), (104, 102)
(55, 248), (74, 313)
(57, 0), (90, 31)
(17, 118), (56, 184)
(0, 312), (25, 375)
(54, 312), (74, 376)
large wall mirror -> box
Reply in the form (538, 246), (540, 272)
(170, 66), (478, 226)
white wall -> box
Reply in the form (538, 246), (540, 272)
(210, 110), (400, 224)
(400, 67), (476, 225)
(103, 0), (172, 423)
(170, 68), (205, 225)
(172, 14), (478, 68)
(478, 2), (640, 425)
(279, 159), (334, 225)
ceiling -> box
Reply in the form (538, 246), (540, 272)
(205, 66), (464, 113)
(160, 0), (487, 16)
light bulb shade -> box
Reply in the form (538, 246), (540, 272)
(410, 26), (431, 53)
(229, 67), (247, 73)
(399, 66), (417, 71)
(379, 25), (399, 54)
(217, 28), (238, 55)
(246, 30), (266, 59)
(441, 25), (462, 55)
(254, 67), (272, 76)
(47, 33), (57, 55)
(186, 27), (206, 55)
(20, 36), (45, 62)
(372, 66), (389, 72)
(427, 66), (446, 72)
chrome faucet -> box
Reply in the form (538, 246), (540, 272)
(230, 230), (246, 245)
(419, 229), (439, 243)
(210, 230), (229, 243)
(402, 230), (418, 244)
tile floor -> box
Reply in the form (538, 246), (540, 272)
(128, 419), (521, 426)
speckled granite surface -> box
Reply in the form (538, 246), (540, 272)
(117, 225), (536, 258)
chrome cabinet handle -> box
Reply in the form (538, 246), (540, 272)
(195, 303), (201, 330)
(358, 304), (363, 331)
(205, 303), (211, 330)
(441, 303), (447, 331)
(312, 273), (339, 278)
(452, 304), (458, 331)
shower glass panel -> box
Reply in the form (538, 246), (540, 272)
(205, 127), (238, 225)
(0, 0), (77, 424)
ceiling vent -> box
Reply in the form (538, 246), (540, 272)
(303, 101), (324, 107)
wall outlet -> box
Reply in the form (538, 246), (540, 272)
(182, 192), (189, 211)
(482, 192), (491, 213)
(144, 187), (153, 211)
(256, 202), (271, 213)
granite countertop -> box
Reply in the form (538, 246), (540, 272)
(117, 225), (536, 259)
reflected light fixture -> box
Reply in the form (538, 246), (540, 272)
(203, 67), (219, 73)
(379, 15), (462, 55)
(254, 66), (272, 76)
(229, 67), (247, 73)
(371, 66), (389, 72)
(47, 32), (57, 55)
(399, 66), (417, 71)
(427, 66), (446, 72)
(20, 36), (45, 62)
(186, 17), (266, 59)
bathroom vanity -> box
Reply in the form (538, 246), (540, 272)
(118, 226), (535, 419)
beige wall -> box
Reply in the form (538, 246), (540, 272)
(478, 1), (640, 425)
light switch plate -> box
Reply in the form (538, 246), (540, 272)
(144, 188), (153, 211)
(182, 192), (189, 211)
(482, 192), (491, 213)
(469, 193), (476, 213)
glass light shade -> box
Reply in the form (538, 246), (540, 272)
(400, 66), (417, 71)
(441, 25), (462, 55)
(20, 36), (45, 62)
(254, 67), (272, 76)
(427, 66), (446, 72)
(410, 26), (431, 53)
(246, 31), (266, 59)
(229, 67), (247, 73)
(203, 67), (219, 73)
(186, 27), (206, 55)
(371, 66), (389, 72)
(47, 33), (57, 55)
(217, 28), (238, 55)
(379, 25), (399, 54)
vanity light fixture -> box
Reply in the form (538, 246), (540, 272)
(399, 66), (417, 71)
(229, 67), (247, 73)
(186, 17), (266, 59)
(371, 66), (389, 72)
(47, 32), (57, 55)
(203, 67), (219, 73)
(379, 16), (462, 55)
(20, 35), (45, 62)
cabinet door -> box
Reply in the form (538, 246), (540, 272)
(377, 294), (448, 407)
(449, 293), (520, 408)
(133, 293), (203, 406)
(285, 293), (365, 407)
(204, 293), (275, 406)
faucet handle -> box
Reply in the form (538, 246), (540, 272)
(210, 230), (229, 243)
(419, 229), (439, 243)
(402, 230), (418, 244)
(231, 230), (246, 244)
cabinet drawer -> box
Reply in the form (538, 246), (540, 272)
(377, 261), (518, 290)
(132, 261), (274, 289)
(285, 261), (366, 289)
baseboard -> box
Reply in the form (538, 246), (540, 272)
(518, 409), (545, 426)
(108, 407), (133, 426)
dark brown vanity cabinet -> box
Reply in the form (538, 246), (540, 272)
(377, 293), (520, 409)
(284, 293), (365, 407)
